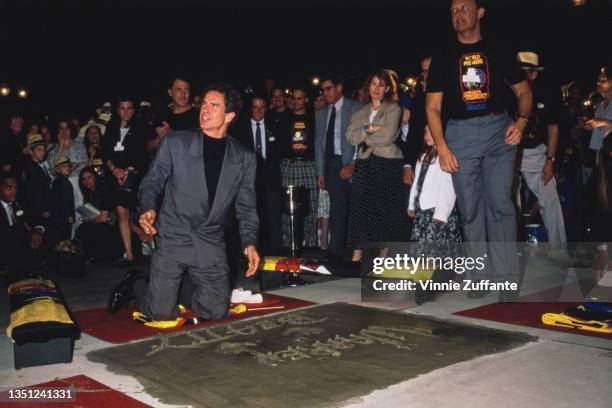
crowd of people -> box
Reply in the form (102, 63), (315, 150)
(0, 0), (610, 294)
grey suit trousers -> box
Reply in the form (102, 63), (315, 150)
(140, 251), (229, 321)
(446, 113), (519, 282)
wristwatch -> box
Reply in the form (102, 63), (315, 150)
(546, 155), (555, 162)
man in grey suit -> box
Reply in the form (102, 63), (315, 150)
(138, 83), (260, 321)
(315, 74), (362, 258)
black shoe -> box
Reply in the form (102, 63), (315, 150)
(107, 269), (140, 313)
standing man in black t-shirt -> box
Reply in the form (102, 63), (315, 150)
(280, 86), (318, 249)
(147, 77), (200, 153)
(426, 0), (532, 295)
(516, 52), (568, 257)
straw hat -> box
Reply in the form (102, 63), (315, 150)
(22, 133), (53, 154)
(517, 51), (544, 71)
(51, 155), (78, 174)
(96, 101), (112, 115)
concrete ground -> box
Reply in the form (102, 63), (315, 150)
(0, 254), (610, 408)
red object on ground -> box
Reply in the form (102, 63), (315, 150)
(453, 301), (611, 339)
(73, 293), (316, 344)
(0, 375), (151, 408)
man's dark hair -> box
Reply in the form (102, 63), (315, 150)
(116, 95), (136, 105)
(167, 76), (191, 90)
(419, 53), (432, 63)
(270, 85), (285, 95)
(451, 0), (485, 9)
(250, 95), (269, 106)
(202, 82), (242, 116)
(290, 82), (310, 96)
(0, 172), (16, 186)
(320, 73), (344, 87)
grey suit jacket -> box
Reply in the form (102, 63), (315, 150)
(314, 97), (363, 176)
(346, 101), (403, 160)
(139, 129), (259, 268)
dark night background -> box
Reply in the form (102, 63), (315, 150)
(0, 0), (610, 122)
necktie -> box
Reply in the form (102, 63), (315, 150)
(325, 105), (336, 158)
(255, 122), (263, 158)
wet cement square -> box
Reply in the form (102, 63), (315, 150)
(88, 303), (535, 408)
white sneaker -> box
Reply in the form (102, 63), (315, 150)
(231, 288), (263, 304)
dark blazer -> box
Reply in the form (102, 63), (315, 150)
(49, 175), (75, 223)
(102, 119), (149, 173)
(0, 201), (35, 263)
(22, 160), (52, 222)
(234, 116), (282, 191)
(0, 201), (15, 268)
(314, 97), (363, 176)
(139, 129), (259, 269)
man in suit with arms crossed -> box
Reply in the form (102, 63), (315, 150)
(138, 83), (260, 321)
(315, 74), (362, 258)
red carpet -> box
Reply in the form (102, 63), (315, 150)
(454, 301), (611, 339)
(73, 293), (316, 344)
(0, 375), (150, 407)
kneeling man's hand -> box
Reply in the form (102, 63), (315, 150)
(245, 245), (260, 277)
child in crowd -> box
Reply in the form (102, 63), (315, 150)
(22, 133), (53, 226)
(408, 126), (461, 242)
(407, 126), (461, 304)
(49, 155), (77, 243)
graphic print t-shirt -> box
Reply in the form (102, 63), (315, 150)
(427, 39), (525, 120)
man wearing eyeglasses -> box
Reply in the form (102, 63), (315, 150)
(425, 0), (532, 299)
(314, 74), (362, 259)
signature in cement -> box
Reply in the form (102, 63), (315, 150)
(146, 312), (328, 357)
(214, 325), (436, 366)
(147, 310), (437, 367)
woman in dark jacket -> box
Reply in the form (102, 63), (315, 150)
(75, 167), (122, 260)
(102, 98), (149, 265)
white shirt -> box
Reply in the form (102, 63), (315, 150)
(408, 155), (456, 223)
(400, 123), (410, 142)
(368, 107), (378, 124)
(37, 161), (51, 183)
(251, 119), (267, 160)
(119, 127), (130, 145)
(1, 200), (15, 226)
(327, 96), (344, 155)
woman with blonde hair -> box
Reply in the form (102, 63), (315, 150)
(346, 69), (407, 261)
